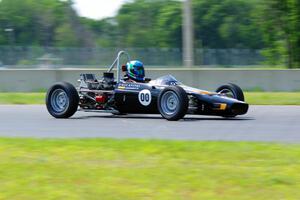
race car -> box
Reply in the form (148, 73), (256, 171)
(46, 51), (249, 121)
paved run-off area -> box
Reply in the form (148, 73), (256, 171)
(0, 105), (299, 142)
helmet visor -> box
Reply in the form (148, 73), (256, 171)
(135, 66), (144, 77)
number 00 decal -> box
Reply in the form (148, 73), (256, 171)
(138, 89), (152, 106)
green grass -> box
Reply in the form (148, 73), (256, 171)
(0, 93), (45, 104)
(0, 92), (300, 105)
(0, 138), (300, 199)
(245, 92), (300, 105)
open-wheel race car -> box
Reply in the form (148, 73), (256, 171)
(46, 51), (249, 121)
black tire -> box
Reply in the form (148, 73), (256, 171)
(216, 83), (245, 118)
(158, 86), (189, 121)
(216, 83), (245, 101)
(46, 82), (79, 118)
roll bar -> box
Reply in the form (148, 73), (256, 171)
(108, 51), (131, 83)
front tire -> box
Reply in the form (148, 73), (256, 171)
(46, 82), (79, 118)
(158, 86), (188, 121)
(216, 83), (245, 101)
(216, 83), (245, 118)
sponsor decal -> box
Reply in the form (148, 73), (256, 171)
(213, 103), (227, 110)
(118, 83), (141, 90)
(118, 86), (126, 90)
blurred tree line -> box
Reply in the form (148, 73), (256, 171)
(0, 0), (299, 67)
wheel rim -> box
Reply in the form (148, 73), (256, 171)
(161, 91), (179, 115)
(50, 89), (69, 113)
(219, 89), (235, 99)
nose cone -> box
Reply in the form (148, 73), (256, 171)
(231, 102), (249, 115)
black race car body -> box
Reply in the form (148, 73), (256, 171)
(113, 75), (248, 116)
(46, 51), (248, 121)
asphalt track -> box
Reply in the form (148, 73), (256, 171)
(0, 105), (299, 142)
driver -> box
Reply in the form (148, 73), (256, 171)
(123, 60), (145, 83)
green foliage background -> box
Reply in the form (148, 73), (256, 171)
(0, 0), (299, 67)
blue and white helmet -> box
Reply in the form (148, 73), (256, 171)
(126, 60), (145, 82)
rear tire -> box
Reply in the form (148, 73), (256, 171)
(46, 82), (79, 118)
(158, 86), (188, 121)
